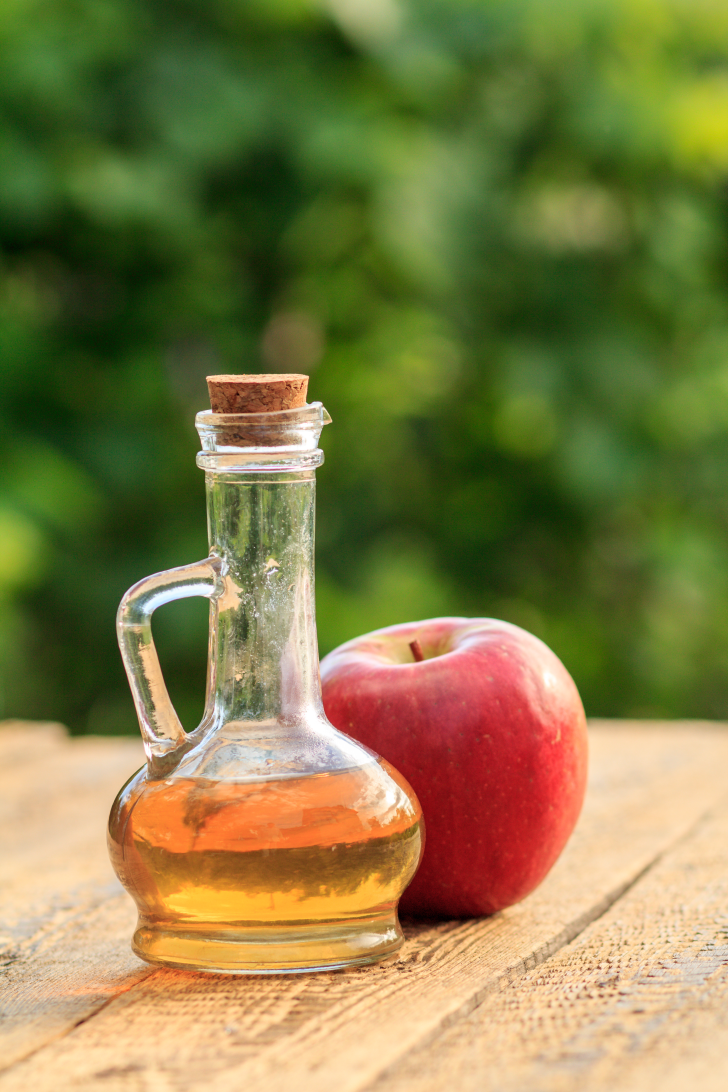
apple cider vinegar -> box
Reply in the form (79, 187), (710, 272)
(109, 757), (423, 971)
(110, 378), (423, 972)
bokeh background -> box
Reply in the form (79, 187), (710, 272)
(3, 0), (728, 734)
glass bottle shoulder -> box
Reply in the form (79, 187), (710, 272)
(160, 715), (379, 784)
(108, 738), (423, 859)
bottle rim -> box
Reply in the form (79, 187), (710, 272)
(195, 401), (330, 469)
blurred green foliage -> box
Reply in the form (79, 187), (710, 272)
(4, 0), (728, 731)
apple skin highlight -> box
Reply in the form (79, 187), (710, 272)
(320, 617), (588, 918)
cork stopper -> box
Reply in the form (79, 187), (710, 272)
(207, 374), (309, 414)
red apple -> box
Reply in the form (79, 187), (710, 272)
(320, 617), (588, 918)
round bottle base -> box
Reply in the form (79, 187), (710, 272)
(132, 912), (404, 974)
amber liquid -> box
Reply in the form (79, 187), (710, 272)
(108, 759), (423, 973)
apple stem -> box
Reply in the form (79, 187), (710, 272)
(409, 639), (424, 663)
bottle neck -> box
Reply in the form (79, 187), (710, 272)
(193, 402), (330, 733)
(203, 468), (322, 729)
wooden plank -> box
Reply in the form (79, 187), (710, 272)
(0, 720), (69, 771)
(0, 724), (144, 946)
(1, 721), (727, 1091)
(1, 731), (144, 919)
(0, 722), (149, 1069)
(365, 786), (728, 1092)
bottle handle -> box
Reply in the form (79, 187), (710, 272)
(116, 555), (224, 775)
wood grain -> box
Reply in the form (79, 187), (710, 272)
(1, 721), (727, 1091)
(0, 721), (148, 1069)
(366, 786), (728, 1092)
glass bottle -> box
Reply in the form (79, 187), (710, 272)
(108, 386), (424, 974)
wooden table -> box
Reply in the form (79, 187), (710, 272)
(2, 719), (728, 1091)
